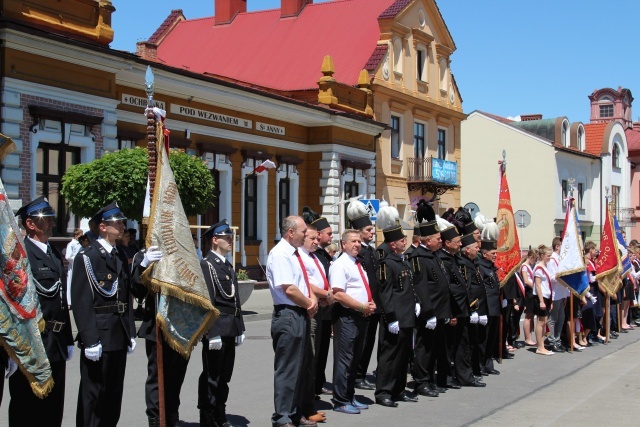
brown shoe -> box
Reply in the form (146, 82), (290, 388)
(298, 416), (318, 426)
(307, 413), (326, 423)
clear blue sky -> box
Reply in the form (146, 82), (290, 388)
(110, 1), (640, 124)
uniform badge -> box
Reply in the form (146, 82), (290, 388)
(215, 258), (220, 263)
(107, 274), (112, 280)
(225, 275), (229, 280)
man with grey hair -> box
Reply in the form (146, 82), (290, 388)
(267, 216), (318, 427)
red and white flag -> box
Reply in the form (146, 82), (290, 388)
(253, 160), (276, 174)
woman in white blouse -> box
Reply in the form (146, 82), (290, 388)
(520, 249), (537, 346)
(534, 245), (554, 356)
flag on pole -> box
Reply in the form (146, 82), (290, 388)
(613, 214), (632, 277)
(556, 199), (589, 297)
(0, 136), (53, 398)
(253, 159), (276, 174)
(595, 206), (621, 296)
(142, 117), (218, 358)
(495, 162), (522, 286)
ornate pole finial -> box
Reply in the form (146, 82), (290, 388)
(145, 66), (155, 108)
(501, 149), (507, 172)
(568, 177), (575, 197)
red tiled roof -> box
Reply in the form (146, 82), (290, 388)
(476, 110), (512, 124)
(154, 0), (402, 91)
(626, 127), (640, 153)
(364, 44), (388, 73)
(378, 0), (413, 19)
(148, 9), (184, 45)
(584, 123), (608, 156)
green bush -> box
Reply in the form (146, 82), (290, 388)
(61, 147), (215, 221)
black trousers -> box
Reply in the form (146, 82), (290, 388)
(452, 317), (474, 385)
(9, 359), (66, 427)
(332, 306), (368, 406)
(468, 322), (481, 375)
(301, 314), (322, 417)
(314, 317), (332, 394)
(146, 339), (189, 420)
(271, 306), (310, 426)
(76, 349), (127, 427)
(375, 326), (412, 399)
(510, 306), (524, 345)
(356, 312), (380, 380)
(478, 316), (499, 371)
(412, 320), (449, 389)
(198, 337), (235, 423)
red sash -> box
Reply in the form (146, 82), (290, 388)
(355, 259), (372, 302)
(294, 250), (311, 298)
(534, 264), (553, 298)
(311, 253), (330, 291)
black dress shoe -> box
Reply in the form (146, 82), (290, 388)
(480, 371), (489, 376)
(474, 375), (483, 382)
(484, 369), (500, 375)
(611, 331), (619, 338)
(297, 416), (317, 426)
(395, 391), (419, 402)
(552, 344), (566, 353)
(515, 341), (525, 349)
(376, 397), (398, 407)
(428, 383), (446, 393)
(445, 382), (461, 390)
(502, 352), (515, 359)
(355, 379), (375, 390)
(415, 387), (438, 397)
(465, 380), (486, 387)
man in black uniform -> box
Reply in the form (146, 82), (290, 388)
(437, 224), (485, 388)
(458, 233), (488, 382)
(409, 219), (451, 397)
(132, 244), (187, 427)
(404, 226), (421, 257)
(375, 223), (419, 407)
(10, 197), (73, 426)
(346, 200), (380, 391)
(477, 240), (502, 375)
(71, 202), (140, 427)
(198, 220), (245, 427)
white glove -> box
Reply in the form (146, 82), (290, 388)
(85, 343), (102, 362)
(388, 321), (400, 334)
(66, 345), (74, 361)
(5, 358), (17, 378)
(501, 299), (508, 308)
(127, 338), (136, 354)
(479, 315), (488, 326)
(209, 336), (223, 350)
(470, 312), (479, 324)
(589, 295), (598, 304)
(140, 246), (163, 268)
(415, 303), (421, 317)
(236, 333), (245, 347)
(426, 317), (437, 330)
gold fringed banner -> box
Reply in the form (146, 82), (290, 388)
(141, 121), (218, 358)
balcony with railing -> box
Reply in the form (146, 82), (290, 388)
(407, 156), (458, 196)
(614, 207), (638, 228)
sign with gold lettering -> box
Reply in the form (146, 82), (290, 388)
(256, 122), (285, 136)
(171, 104), (252, 129)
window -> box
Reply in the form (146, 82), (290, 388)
(393, 38), (403, 73)
(244, 175), (257, 240)
(612, 143), (621, 168)
(439, 58), (447, 90)
(611, 185), (620, 213)
(600, 104), (614, 118)
(416, 47), (427, 82)
(36, 143), (81, 235)
(561, 179), (568, 208)
(562, 120), (569, 147)
(279, 178), (290, 233)
(391, 116), (401, 159)
(437, 129), (446, 160)
(414, 122), (425, 158)
(578, 183), (584, 209)
(578, 126), (584, 151)
(344, 180), (359, 229)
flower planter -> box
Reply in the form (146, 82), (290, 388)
(237, 279), (257, 306)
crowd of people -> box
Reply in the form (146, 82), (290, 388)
(264, 199), (640, 427)
(3, 195), (639, 427)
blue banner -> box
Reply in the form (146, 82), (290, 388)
(431, 158), (458, 185)
(613, 215), (632, 276)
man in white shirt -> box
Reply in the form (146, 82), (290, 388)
(267, 216), (318, 427)
(330, 230), (377, 415)
(547, 237), (568, 353)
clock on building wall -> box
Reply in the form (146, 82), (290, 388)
(449, 84), (455, 104)
(382, 54), (390, 81)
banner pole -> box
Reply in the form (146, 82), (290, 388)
(569, 296), (575, 353)
(605, 295), (610, 344)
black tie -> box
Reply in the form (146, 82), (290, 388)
(111, 248), (117, 263)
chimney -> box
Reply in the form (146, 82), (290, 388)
(520, 114), (542, 121)
(281, 0), (313, 18)
(215, 0), (247, 25)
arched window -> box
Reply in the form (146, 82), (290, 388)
(577, 126), (584, 151)
(393, 38), (403, 74)
(612, 143), (621, 168)
(562, 120), (569, 147)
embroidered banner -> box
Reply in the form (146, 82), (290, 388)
(595, 207), (621, 296)
(0, 175), (53, 398)
(495, 164), (522, 286)
(142, 121), (218, 358)
(556, 201), (589, 297)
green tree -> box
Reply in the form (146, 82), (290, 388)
(61, 147), (215, 221)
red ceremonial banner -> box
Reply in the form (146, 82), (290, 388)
(595, 207), (621, 296)
(495, 165), (522, 286)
